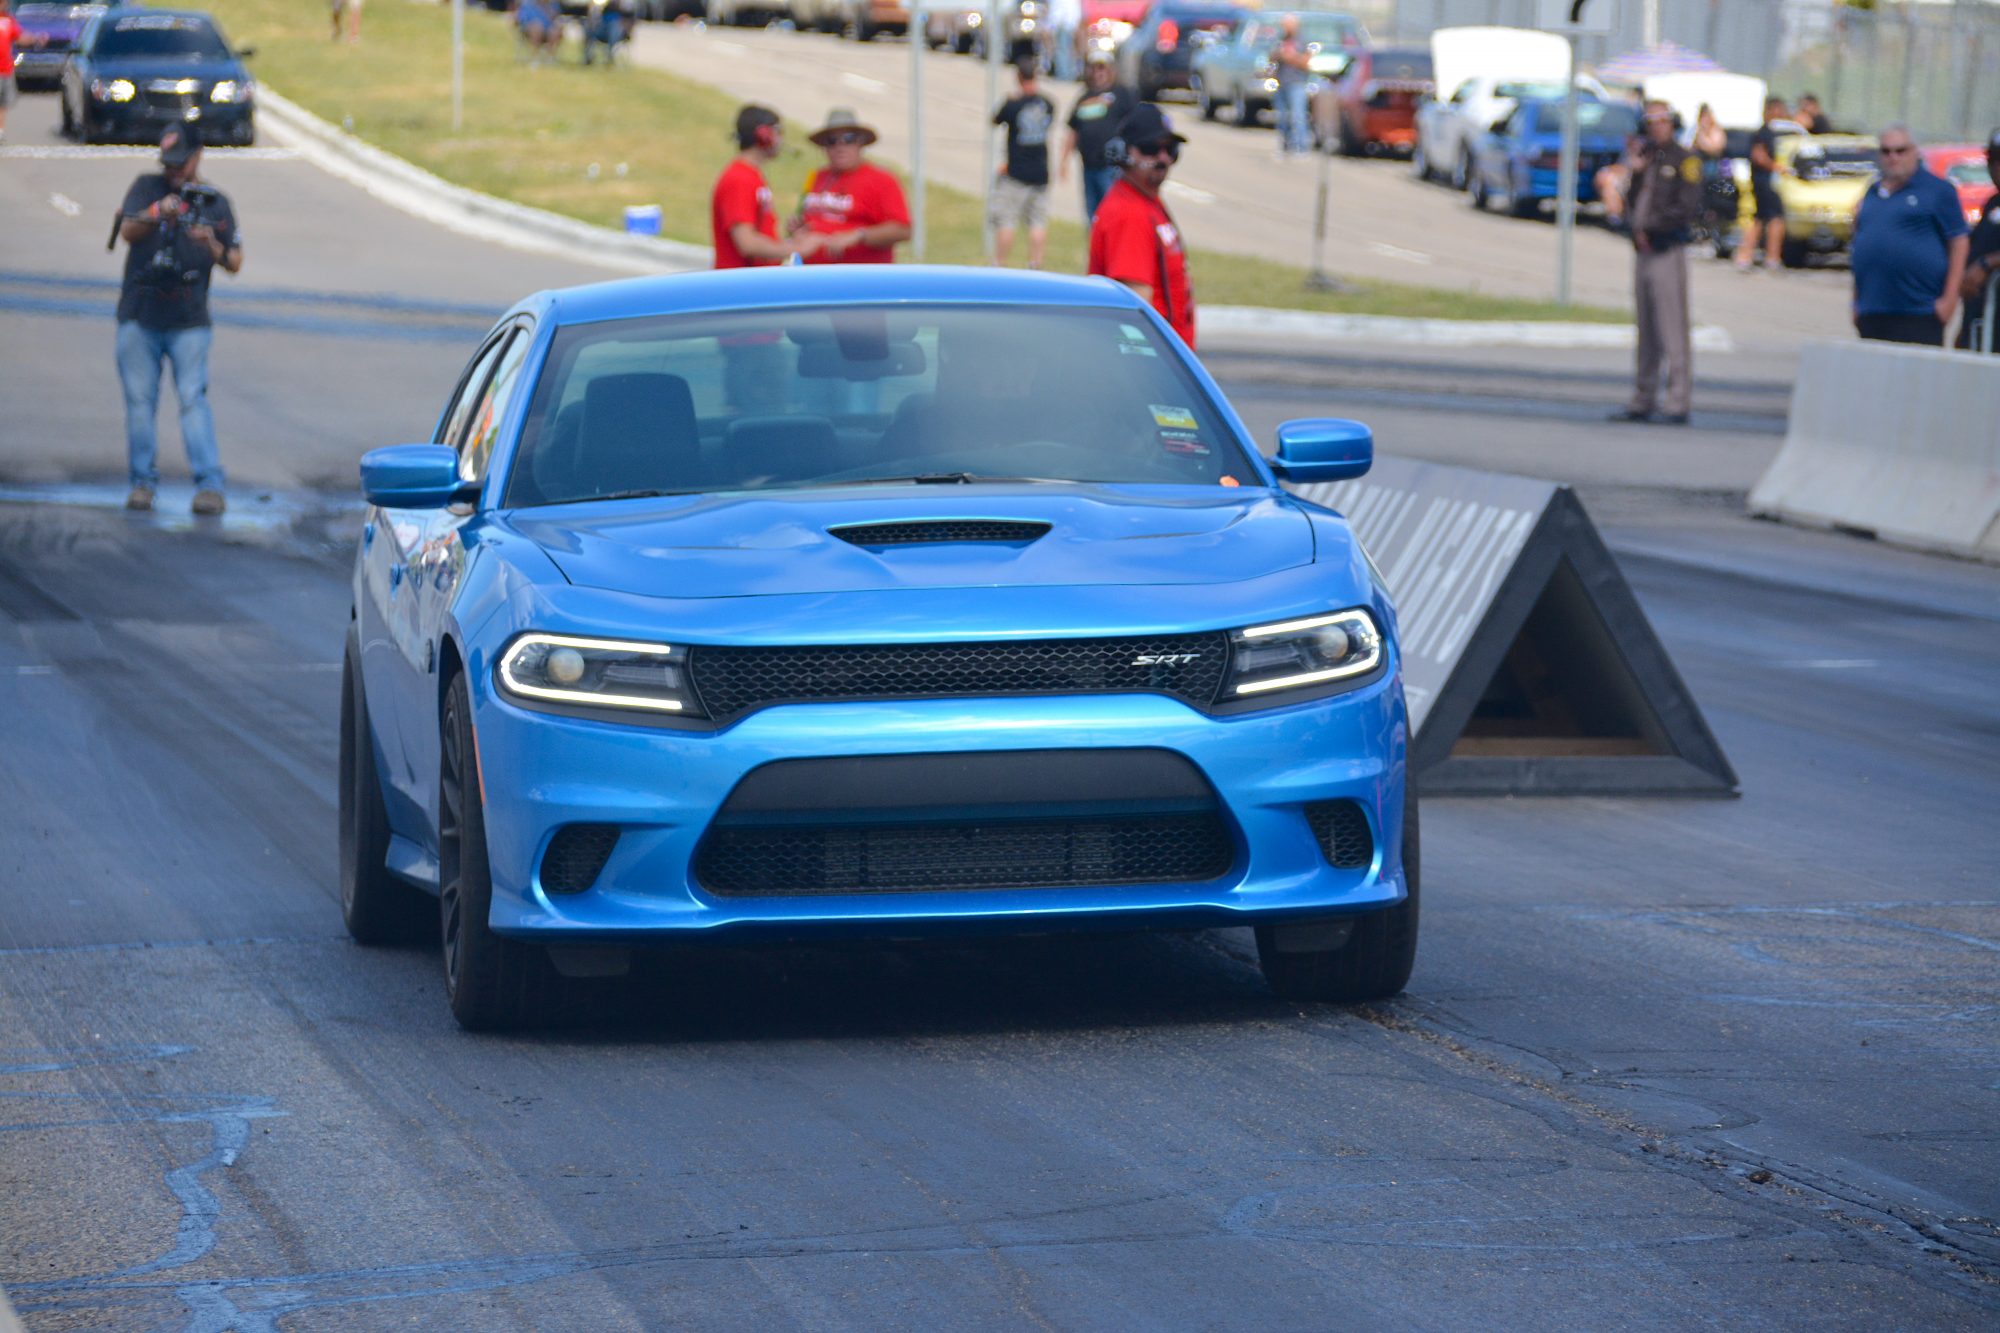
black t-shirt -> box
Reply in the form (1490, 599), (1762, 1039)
(1749, 125), (1779, 192)
(117, 173), (240, 330)
(995, 92), (1055, 187)
(1067, 86), (1139, 172)
(1969, 193), (2000, 270)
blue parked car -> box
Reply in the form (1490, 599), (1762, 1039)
(1468, 95), (1638, 219)
(340, 266), (1414, 1030)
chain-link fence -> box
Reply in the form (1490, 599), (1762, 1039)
(1362, 0), (2000, 144)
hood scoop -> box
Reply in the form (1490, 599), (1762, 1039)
(829, 519), (1052, 548)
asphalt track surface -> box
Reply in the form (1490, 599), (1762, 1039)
(3, 102), (2000, 1331)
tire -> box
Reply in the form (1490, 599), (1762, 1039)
(1231, 90), (1250, 126)
(1195, 77), (1216, 121)
(339, 637), (432, 945)
(1468, 169), (1488, 211)
(438, 673), (553, 1031)
(1256, 795), (1420, 1003)
(1507, 175), (1537, 219)
(1780, 238), (1808, 269)
(60, 94), (75, 138)
(1450, 147), (1470, 191)
(1411, 135), (1430, 180)
(1336, 116), (1363, 157)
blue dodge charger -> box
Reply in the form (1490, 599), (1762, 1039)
(342, 266), (1414, 1030)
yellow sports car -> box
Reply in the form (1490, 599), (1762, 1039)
(1735, 133), (1879, 267)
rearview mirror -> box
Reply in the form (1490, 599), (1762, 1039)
(1268, 418), (1372, 483)
(360, 444), (467, 509)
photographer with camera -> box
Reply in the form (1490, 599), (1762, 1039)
(113, 125), (242, 515)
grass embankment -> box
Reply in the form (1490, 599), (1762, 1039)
(208, 0), (1621, 321)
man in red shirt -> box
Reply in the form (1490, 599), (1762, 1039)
(1088, 104), (1195, 349)
(711, 104), (798, 269)
(0, 0), (47, 144)
(791, 108), (911, 264)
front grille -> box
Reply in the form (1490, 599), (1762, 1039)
(1305, 801), (1374, 870)
(696, 812), (1232, 897)
(830, 520), (1051, 547)
(540, 824), (620, 894)
(688, 633), (1229, 722)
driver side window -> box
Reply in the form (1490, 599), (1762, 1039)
(436, 334), (510, 453)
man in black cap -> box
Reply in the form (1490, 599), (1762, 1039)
(113, 124), (242, 514)
(1956, 129), (2000, 351)
(1087, 104), (1195, 348)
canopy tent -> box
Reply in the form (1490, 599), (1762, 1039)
(1592, 40), (1722, 89)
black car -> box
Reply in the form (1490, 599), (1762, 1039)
(1116, 1), (1246, 104)
(60, 8), (255, 146)
(10, 3), (108, 93)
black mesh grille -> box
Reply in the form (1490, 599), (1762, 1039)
(1305, 801), (1374, 870)
(540, 824), (620, 894)
(830, 520), (1051, 547)
(696, 813), (1232, 897)
(688, 634), (1229, 722)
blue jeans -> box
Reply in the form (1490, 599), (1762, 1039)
(1082, 165), (1120, 223)
(1276, 82), (1311, 154)
(117, 321), (224, 491)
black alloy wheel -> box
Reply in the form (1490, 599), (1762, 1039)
(339, 635), (433, 945)
(438, 674), (551, 1031)
(1255, 796), (1420, 1003)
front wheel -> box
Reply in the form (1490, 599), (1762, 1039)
(1411, 135), (1431, 180)
(1195, 77), (1216, 121)
(1256, 796), (1420, 1003)
(1780, 238), (1809, 269)
(438, 674), (553, 1031)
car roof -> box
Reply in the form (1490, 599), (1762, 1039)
(536, 265), (1150, 328)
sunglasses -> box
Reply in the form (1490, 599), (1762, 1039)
(825, 132), (868, 146)
(1879, 144), (1914, 155)
(1131, 139), (1180, 162)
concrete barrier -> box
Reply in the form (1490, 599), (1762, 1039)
(1748, 340), (2000, 563)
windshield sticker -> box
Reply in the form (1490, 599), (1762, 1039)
(1117, 343), (1158, 357)
(1159, 430), (1210, 457)
(1150, 404), (1198, 430)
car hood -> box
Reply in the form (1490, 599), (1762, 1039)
(87, 55), (246, 81)
(516, 486), (1315, 599)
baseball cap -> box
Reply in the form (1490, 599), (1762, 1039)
(159, 124), (202, 166)
(1084, 48), (1113, 66)
(1987, 127), (2000, 155)
(1115, 104), (1185, 148)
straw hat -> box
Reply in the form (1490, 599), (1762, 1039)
(808, 107), (879, 147)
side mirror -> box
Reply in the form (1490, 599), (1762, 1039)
(1269, 418), (1372, 483)
(360, 444), (468, 509)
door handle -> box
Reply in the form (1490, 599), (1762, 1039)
(388, 564), (403, 591)
(362, 521), (375, 550)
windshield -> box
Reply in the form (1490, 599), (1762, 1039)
(1369, 50), (1431, 81)
(1495, 81), (1566, 102)
(505, 305), (1257, 507)
(1945, 160), (1990, 186)
(1794, 147), (1875, 181)
(94, 15), (230, 60)
(19, 4), (99, 21)
(1530, 102), (1636, 136)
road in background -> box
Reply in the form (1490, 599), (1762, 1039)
(2, 85), (1998, 1331)
(626, 23), (1854, 348)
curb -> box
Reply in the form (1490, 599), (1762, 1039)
(257, 88), (1732, 353)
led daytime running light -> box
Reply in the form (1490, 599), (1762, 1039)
(499, 633), (685, 712)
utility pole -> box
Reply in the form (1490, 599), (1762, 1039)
(910, 15), (926, 260)
(451, 0), (464, 132)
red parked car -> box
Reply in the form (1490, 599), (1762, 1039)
(1925, 144), (1997, 229)
(1318, 45), (1432, 156)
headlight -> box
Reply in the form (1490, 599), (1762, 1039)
(94, 78), (137, 103)
(497, 633), (702, 716)
(210, 79), (248, 103)
(1224, 609), (1383, 703)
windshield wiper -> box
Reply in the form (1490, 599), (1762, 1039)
(844, 472), (1064, 486)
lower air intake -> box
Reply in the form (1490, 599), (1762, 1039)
(1304, 801), (1374, 870)
(696, 813), (1232, 897)
(540, 824), (619, 895)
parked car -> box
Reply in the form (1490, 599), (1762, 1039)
(9, 2), (106, 93)
(1189, 10), (1361, 127)
(1412, 24), (1573, 188)
(1732, 132), (1877, 267)
(926, 0), (1042, 58)
(706, 0), (787, 27)
(60, 8), (255, 146)
(1081, 0), (1149, 64)
(1316, 44), (1431, 155)
(787, 0), (842, 32)
(1467, 94), (1636, 219)
(831, 0), (907, 40)
(1926, 144), (1997, 229)
(339, 266), (1416, 1031)
(1115, 0), (1244, 103)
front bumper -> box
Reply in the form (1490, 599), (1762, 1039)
(12, 52), (70, 91)
(85, 97), (253, 143)
(468, 670), (1409, 942)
